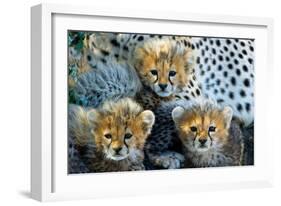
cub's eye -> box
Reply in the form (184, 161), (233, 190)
(209, 126), (216, 132)
(104, 134), (112, 139)
(169, 71), (177, 77)
(190, 126), (197, 132)
(124, 133), (133, 139)
(150, 70), (158, 76)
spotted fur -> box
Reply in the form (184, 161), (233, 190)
(84, 33), (254, 126)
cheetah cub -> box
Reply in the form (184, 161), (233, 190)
(69, 98), (155, 173)
(172, 100), (244, 167)
(133, 38), (202, 110)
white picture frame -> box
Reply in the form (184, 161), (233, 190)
(31, 3), (274, 202)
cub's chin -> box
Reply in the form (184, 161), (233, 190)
(154, 90), (173, 97)
(195, 145), (211, 152)
(107, 154), (129, 161)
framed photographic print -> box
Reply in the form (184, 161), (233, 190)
(31, 3), (274, 201)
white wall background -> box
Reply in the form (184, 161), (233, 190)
(0, 0), (280, 205)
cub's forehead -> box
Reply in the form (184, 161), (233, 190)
(180, 109), (223, 124)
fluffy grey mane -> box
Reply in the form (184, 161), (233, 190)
(73, 61), (142, 108)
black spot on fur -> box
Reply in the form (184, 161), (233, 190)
(137, 36), (144, 41)
(230, 51), (235, 57)
(236, 69), (241, 76)
(193, 75), (196, 81)
(191, 44), (195, 50)
(216, 40), (221, 47)
(223, 46), (228, 52)
(242, 50), (247, 55)
(211, 73), (215, 79)
(230, 76), (236, 86)
(223, 71), (228, 77)
(228, 64), (233, 70)
(234, 59), (239, 65)
(216, 79), (221, 85)
(240, 41), (246, 47)
(201, 49), (205, 56)
(189, 80), (194, 87)
(111, 39), (120, 47)
(123, 46), (129, 51)
(238, 53), (243, 59)
(217, 65), (223, 71)
(237, 103), (243, 112)
(212, 48), (216, 55)
(220, 88), (225, 94)
(87, 55), (92, 61)
(249, 46), (254, 52)
(229, 92), (234, 99)
(196, 89), (201, 96)
(233, 44), (238, 50)
(244, 78), (250, 87)
(212, 59), (216, 65)
(196, 57), (201, 64)
(245, 103), (251, 112)
(242, 65), (248, 72)
(184, 96), (190, 100)
(218, 55), (223, 61)
(226, 39), (231, 45)
(191, 92), (195, 97)
(101, 50), (110, 56)
(240, 90), (246, 97)
(248, 58), (253, 64)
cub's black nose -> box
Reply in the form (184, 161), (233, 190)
(113, 147), (122, 154)
(159, 84), (168, 91)
(199, 139), (207, 145)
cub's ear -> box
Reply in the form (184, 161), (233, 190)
(183, 48), (195, 72)
(87, 109), (99, 127)
(139, 110), (155, 133)
(222, 106), (233, 129)
(172, 106), (185, 124)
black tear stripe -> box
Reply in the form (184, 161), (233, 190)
(168, 77), (174, 85)
(192, 133), (198, 146)
(208, 131), (213, 146)
(124, 139), (129, 148)
(108, 139), (113, 148)
(153, 75), (158, 84)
